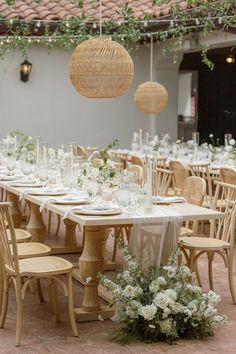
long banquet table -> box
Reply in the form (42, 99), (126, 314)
(0, 181), (225, 322)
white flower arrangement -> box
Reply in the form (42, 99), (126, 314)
(228, 138), (236, 160)
(79, 140), (119, 186)
(3, 130), (36, 163)
(99, 239), (226, 344)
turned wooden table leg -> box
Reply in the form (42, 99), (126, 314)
(26, 202), (46, 242)
(7, 192), (22, 228)
(74, 225), (114, 322)
(64, 219), (77, 247)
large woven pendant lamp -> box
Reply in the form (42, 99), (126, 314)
(69, 1), (134, 98)
(134, 36), (168, 114)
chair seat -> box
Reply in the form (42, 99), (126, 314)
(7, 229), (31, 243)
(180, 236), (230, 250)
(18, 256), (73, 276)
(180, 227), (193, 237)
(11, 242), (51, 259)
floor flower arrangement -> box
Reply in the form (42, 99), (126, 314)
(100, 239), (226, 344)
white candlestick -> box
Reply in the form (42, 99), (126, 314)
(146, 132), (149, 143)
(43, 146), (46, 163)
(36, 139), (40, 163)
(70, 145), (74, 170)
(139, 129), (143, 152)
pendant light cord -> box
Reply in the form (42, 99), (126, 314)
(150, 35), (153, 81)
(99, 0), (102, 36)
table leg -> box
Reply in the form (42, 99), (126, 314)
(26, 202), (46, 242)
(73, 225), (114, 322)
(51, 219), (83, 254)
(7, 192), (22, 228)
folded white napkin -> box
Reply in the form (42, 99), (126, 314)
(0, 174), (23, 181)
(19, 189), (35, 201)
(152, 196), (185, 203)
(40, 198), (57, 213)
(63, 206), (83, 220)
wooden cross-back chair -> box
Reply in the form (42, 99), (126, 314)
(125, 164), (143, 185)
(180, 180), (236, 303)
(188, 162), (214, 208)
(169, 160), (189, 195)
(0, 202), (78, 346)
(153, 167), (173, 196)
(220, 167), (236, 185)
(131, 155), (143, 167)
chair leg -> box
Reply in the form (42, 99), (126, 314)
(0, 275), (10, 328)
(194, 261), (203, 287)
(47, 211), (52, 234)
(36, 279), (45, 303)
(52, 280), (60, 323)
(207, 251), (214, 290)
(228, 256), (236, 304)
(55, 214), (61, 236)
(67, 273), (78, 337)
(15, 280), (23, 347)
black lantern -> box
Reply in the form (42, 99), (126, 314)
(20, 59), (32, 82)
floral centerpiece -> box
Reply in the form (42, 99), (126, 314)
(152, 133), (170, 152)
(3, 130), (36, 163)
(227, 138), (236, 160)
(100, 239), (226, 344)
(79, 139), (119, 187)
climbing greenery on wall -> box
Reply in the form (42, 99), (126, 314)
(1, 0), (236, 69)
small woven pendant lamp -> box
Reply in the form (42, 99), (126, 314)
(134, 36), (168, 114)
(69, 1), (134, 98)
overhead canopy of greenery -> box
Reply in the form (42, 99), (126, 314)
(1, 0), (236, 69)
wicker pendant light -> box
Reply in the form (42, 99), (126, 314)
(134, 36), (168, 114)
(69, 37), (134, 98)
(69, 0), (133, 98)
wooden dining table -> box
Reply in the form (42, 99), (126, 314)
(0, 181), (225, 322)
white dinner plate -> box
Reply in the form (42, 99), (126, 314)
(10, 182), (43, 188)
(27, 189), (67, 196)
(54, 197), (90, 205)
(75, 205), (122, 216)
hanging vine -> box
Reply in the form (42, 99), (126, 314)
(0, 0), (236, 69)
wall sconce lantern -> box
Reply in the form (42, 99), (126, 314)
(20, 59), (32, 82)
(226, 54), (235, 64)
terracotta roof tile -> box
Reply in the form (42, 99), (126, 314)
(0, 0), (190, 22)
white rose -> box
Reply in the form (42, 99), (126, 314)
(229, 139), (236, 146)
(164, 289), (177, 301)
(170, 302), (184, 314)
(159, 319), (172, 335)
(123, 285), (136, 298)
(138, 304), (157, 321)
(153, 292), (171, 309)
(149, 280), (160, 294)
(187, 300), (198, 313)
(192, 285), (202, 294)
(163, 307), (171, 317)
(156, 276), (166, 287)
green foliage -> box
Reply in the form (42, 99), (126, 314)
(0, 0), (235, 68)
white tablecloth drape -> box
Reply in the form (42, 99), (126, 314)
(129, 206), (182, 269)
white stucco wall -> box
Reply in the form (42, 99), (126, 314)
(0, 43), (179, 148)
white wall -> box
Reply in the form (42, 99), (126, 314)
(0, 43), (180, 148)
